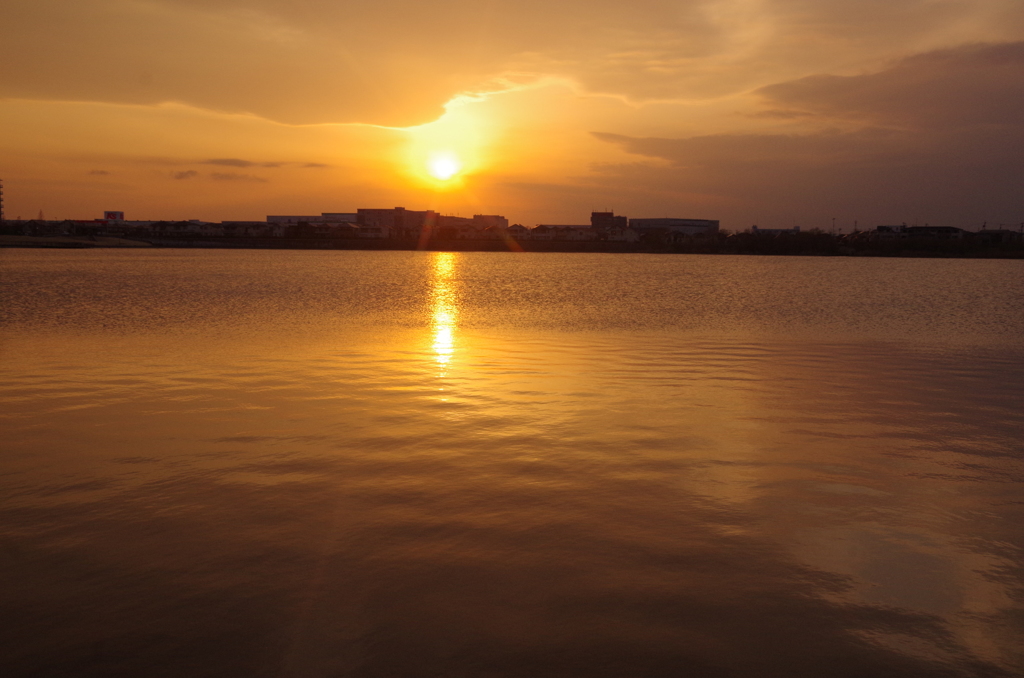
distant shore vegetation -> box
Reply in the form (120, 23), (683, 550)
(2, 219), (1021, 258)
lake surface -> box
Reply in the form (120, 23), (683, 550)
(1, 249), (1022, 678)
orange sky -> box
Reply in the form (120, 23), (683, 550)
(2, 0), (1023, 229)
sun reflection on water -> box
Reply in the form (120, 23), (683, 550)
(430, 252), (459, 374)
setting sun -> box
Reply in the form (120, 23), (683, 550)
(427, 152), (462, 180)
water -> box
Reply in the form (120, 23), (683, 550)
(1, 249), (1022, 677)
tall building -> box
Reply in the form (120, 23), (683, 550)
(591, 212), (628, 230)
(437, 215), (474, 229)
(357, 207), (439, 238)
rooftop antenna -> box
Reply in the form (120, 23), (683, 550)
(0, 178), (4, 225)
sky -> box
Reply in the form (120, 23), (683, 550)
(2, 0), (1024, 230)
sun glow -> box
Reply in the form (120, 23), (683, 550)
(402, 95), (492, 188)
(428, 152), (462, 180)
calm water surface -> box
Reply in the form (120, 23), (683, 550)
(1, 249), (1022, 677)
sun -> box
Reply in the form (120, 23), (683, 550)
(427, 152), (462, 181)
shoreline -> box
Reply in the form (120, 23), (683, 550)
(2, 234), (1021, 258)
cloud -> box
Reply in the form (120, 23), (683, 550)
(591, 125), (1024, 225)
(591, 42), (1024, 227)
(173, 170), (199, 180)
(302, 162), (330, 168)
(746, 109), (812, 120)
(757, 41), (1024, 129)
(210, 172), (268, 182)
(203, 158), (291, 168)
(203, 158), (258, 168)
(3, 0), (1022, 125)
(88, 169), (110, 175)
(4, 4), (1023, 226)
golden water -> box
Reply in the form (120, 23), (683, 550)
(1, 249), (1022, 677)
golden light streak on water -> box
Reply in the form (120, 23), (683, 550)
(430, 252), (459, 374)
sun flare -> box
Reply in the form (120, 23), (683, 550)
(427, 152), (462, 181)
(401, 95), (492, 188)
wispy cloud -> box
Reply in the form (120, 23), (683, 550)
(210, 172), (268, 183)
(204, 158), (256, 167)
(203, 158), (282, 168)
(88, 169), (110, 175)
(173, 170), (199, 180)
(746, 109), (812, 120)
(202, 158), (327, 169)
